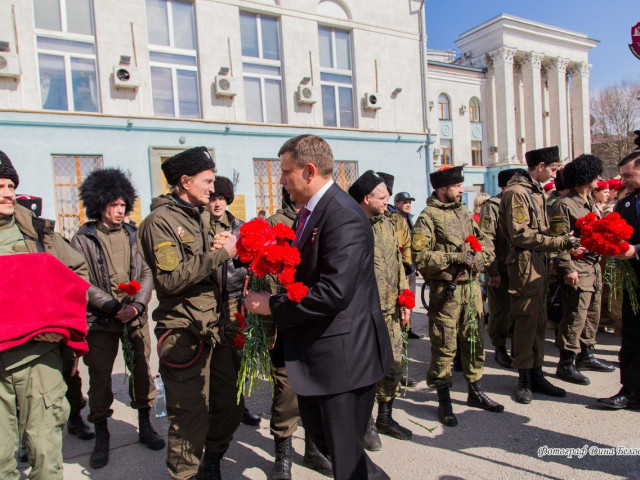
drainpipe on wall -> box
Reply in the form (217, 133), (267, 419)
(418, 0), (435, 198)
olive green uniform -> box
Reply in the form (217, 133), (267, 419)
(0, 204), (89, 480)
(498, 173), (573, 370)
(479, 194), (512, 349)
(550, 191), (602, 353)
(138, 194), (243, 480)
(412, 195), (492, 388)
(389, 210), (416, 331)
(371, 214), (408, 403)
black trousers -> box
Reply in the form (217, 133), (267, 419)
(621, 290), (640, 395)
(297, 383), (389, 480)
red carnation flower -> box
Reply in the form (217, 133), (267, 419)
(465, 235), (482, 253)
(278, 266), (296, 286)
(233, 333), (245, 348)
(398, 289), (416, 310)
(234, 312), (247, 330)
(272, 223), (296, 241)
(286, 282), (309, 303)
(129, 280), (141, 292)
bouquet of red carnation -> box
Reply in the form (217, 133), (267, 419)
(234, 219), (309, 400)
(398, 289), (415, 310)
(465, 235), (482, 252)
(463, 235), (482, 358)
(117, 280), (141, 396)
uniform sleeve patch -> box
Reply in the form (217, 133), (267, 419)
(154, 242), (180, 271)
(550, 216), (565, 237)
(512, 203), (527, 224)
(412, 233), (427, 251)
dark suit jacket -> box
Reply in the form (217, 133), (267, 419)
(270, 183), (393, 396)
(615, 193), (640, 273)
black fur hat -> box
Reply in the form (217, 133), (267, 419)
(348, 170), (386, 203)
(161, 147), (215, 186)
(16, 195), (42, 217)
(79, 168), (137, 220)
(430, 166), (464, 189)
(555, 168), (567, 191)
(213, 176), (234, 205)
(635, 130), (640, 150)
(377, 172), (394, 196)
(563, 154), (603, 189)
(525, 146), (560, 168)
(498, 168), (527, 188)
(0, 150), (19, 187)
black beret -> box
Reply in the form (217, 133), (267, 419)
(162, 147), (215, 186)
(348, 170), (386, 204)
(430, 166), (464, 189)
(525, 146), (560, 168)
(498, 168), (527, 188)
(16, 195), (42, 217)
(0, 150), (19, 187)
(377, 172), (394, 197)
(79, 168), (137, 220)
(212, 176), (234, 205)
(563, 154), (603, 189)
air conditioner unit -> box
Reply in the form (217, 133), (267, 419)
(113, 66), (140, 89)
(0, 53), (20, 78)
(460, 105), (467, 114)
(364, 92), (382, 110)
(428, 100), (435, 110)
(297, 84), (318, 104)
(490, 146), (499, 153)
(214, 75), (238, 97)
(433, 147), (442, 156)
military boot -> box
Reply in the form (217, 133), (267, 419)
(436, 387), (458, 427)
(363, 415), (382, 451)
(375, 399), (412, 440)
(494, 346), (513, 369)
(138, 407), (166, 450)
(556, 351), (590, 385)
(532, 366), (566, 397)
(467, 381), (504, 412)
(90, 420), (110, 469)
(196, 451), (223, 480)
(576, 345), (615, 372)
(597, 387), (640, 410)
(67, 411), (95, 440)
(271, 436), (292, 480)
(516, 369), (532, 404)
(401, 375), (417, 387)
(303, 434), (333, 477)
(242, 407), (261, 426)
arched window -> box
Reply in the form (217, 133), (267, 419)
(469, 97), (480, 122)
(438, 93), (450, 120)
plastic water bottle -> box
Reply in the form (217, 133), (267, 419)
(154, 374), (167, 418)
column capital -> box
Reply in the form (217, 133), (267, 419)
(489, 46), (517, 65)
(524, 51), (544, 69)
(570, 61), (592, 77)
(550, 57), (570, 73)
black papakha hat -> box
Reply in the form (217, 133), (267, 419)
(430, 166), (464, 189)
(79, 168), (137, 220)
(563, 154), (603, 189)
(348, 170), (386, 203)
(161, 147), (215, 186)
(0, 150), (19, 187)
(212, 176), (234, 205)
(377, 172), (394, 196)
(16, 195), (42, 217)
(498, 168), (527, 188)
(394, 192), (415, 203)
(525, 146), (560, 168)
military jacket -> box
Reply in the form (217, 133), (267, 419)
(370, 214), (408, 314)
(211, 211), (246, 300)
(268, 206), (296, 228)
(547, 190), (562, 209)
(389, 210), (412, 268)
(550, 190), (601, 292)
(137, 194), (229, 341)
(479, 194), (508, 276)
(412, 195), (492, 283)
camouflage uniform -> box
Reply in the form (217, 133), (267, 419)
(371, 214), (408, 403)
(412, 195), (493, 388)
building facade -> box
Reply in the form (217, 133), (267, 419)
(0, 2), (596, 236)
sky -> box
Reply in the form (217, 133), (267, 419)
(425, 0), (640, 90)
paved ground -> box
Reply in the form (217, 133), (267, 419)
(17, 285), (640, 480)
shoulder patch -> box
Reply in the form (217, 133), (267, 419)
(412, 233), (427, 251)
(550, 216), (565, 237)
(512, 203), (527, 224)
(154, 242), (180, 271)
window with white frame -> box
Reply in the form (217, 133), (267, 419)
(34, 0), (100, 112)
(441, 139), (453, 165)
(146, 0), (200, 119)
(318, 26), (354, 128)
(240, 12), (284, 124)
(438, 93), (450, 120)
(469, 97), (480, 123)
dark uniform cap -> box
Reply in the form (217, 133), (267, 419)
(376, 172), (394, 196)
(161, 146), (215, 186)
(430, 166), (464, 189)
(498, 168), (527, 188)
(16, 195), (42, 217)
(394, 192), (415, 203)
(525, 146), (560, 168)
(0, 150), (19, 187)
(212, 176), (234, 205)
(348, 170), (386, 203)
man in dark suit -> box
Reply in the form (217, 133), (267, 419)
(245, 134), (392, 480)
(599, 140), (640, 409)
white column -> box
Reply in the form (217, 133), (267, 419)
(489, 46), (517, 163)
(548, 57), (570, 160)
(521, 52), (544, 150)
(571, 62), (592, 156)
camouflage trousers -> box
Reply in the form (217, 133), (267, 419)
(426, 280), (485, 389)
(376, 312), (405, 404)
